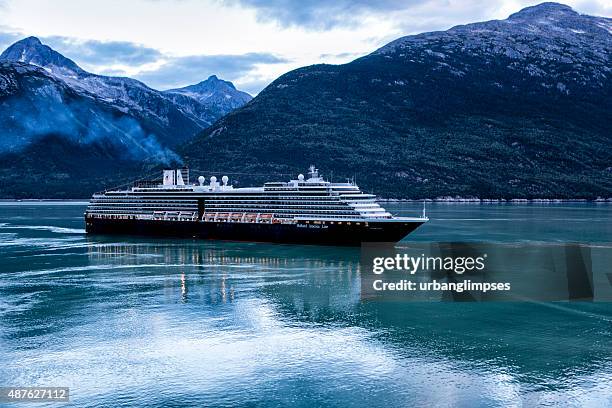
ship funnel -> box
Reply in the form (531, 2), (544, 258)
(180, 166), (189, 185)
(163, 169), (175, 186)
(175, 169), (185, 186)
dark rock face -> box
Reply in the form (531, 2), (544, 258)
(182, 2), (611, 199)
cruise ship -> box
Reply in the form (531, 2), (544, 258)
(85, 166), (428, 246)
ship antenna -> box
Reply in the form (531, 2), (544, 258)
(422, 200), (427, 219)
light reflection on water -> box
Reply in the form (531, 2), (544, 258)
(0, 203), (611, 407)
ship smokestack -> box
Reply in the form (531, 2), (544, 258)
(180, 166), (189, 185)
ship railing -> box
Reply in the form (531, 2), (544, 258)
(146, 211), (198, 221)
(87, 213), (157, 221)
(88, 211), (299, 224)
(198, 212), (296, 225)
(177, 211), (197, 221)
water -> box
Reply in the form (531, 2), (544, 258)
(0, 202), (611, 407)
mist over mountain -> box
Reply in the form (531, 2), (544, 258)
(0, 37), (251, 198)
(183, 2), (611, 199)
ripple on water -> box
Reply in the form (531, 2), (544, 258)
(1, 224), (86, 234)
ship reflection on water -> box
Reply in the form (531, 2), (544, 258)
(86, 237), (362, 308)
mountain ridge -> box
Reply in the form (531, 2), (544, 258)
(0, 36), (252, 140)
(181, 2), (611, 199)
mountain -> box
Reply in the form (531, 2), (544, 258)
(0, 61), (171, 197)
(0, 37), (249, 146)
(182, 3), (611, 199)
(164, 75), (252, 116)
(0, 37), (251, 198)
(0, 36), (86, 75)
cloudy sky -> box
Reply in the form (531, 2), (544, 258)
(0, 0), (609, 94)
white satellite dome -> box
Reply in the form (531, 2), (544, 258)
(210, 176), (217, 183)
(198, 176), (205, 185)
(298, 174), (304, 181)
(222, 175), (229, 185)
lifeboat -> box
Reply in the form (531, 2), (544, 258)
(245, 213), (258, 223)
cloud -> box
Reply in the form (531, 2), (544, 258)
(230, 0), (612, 30)
(134, 52), (289, 90)
(42, 36), (163, 66)
(571, 0), (612, 16)
(235, 78), (272, 95)
(0, 29), (21, 52)
(319, 51), (367, 60)
(3, 0), (607, 95)
(230, 0), (427, 29)
(0, 30), (285, 93)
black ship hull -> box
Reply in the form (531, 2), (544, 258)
(85, 217), (424, 246)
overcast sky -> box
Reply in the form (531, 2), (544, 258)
(0, 0), (609, 94)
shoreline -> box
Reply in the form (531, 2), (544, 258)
(1, 198), (611, 204)
(378, 198), (612, 203)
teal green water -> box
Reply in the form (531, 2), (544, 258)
(0, 202), (611, 407)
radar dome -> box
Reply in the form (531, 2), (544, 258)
(222, 175), (229, 185)
(298, 174), (304, 181)
(210, 176), (217, 183)
(198, 176), (205, 185)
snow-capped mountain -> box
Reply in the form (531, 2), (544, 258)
(165, 75), (252, 114)
(0, 37), (252, 147)
(376, 3), (610, 90)
(183, 2), (611, 199)
(0, 36), (86, 76)
(0, 37), (252, 198)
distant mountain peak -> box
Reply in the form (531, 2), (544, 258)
(19, 36), (43, 46)
(376, 1), (609, 56)
(508, 2), (578, 20)
(0, 36), (85, 75)
(164, 75), (251, 109)
(194, 75), (237, 90)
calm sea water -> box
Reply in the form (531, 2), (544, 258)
(0, 202), (611, 407)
